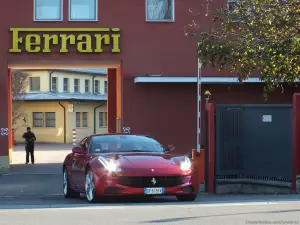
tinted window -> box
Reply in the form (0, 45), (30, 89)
(90, 135), (164, 153)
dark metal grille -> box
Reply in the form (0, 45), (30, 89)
(118, 176), (187, 188)
(215, 104), (293, 183)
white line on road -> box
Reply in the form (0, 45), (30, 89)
(0, 200), (296, 211)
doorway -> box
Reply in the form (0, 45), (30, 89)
(5, 60), (122, 168)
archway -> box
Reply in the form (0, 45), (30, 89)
(2, 60), (122, 170)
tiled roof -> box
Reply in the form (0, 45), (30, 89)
(16, 92), (107, 101)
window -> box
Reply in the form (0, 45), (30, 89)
(34, 0), (63, 21)
(51, 77), (58, 92)
(63, 78), (69, 92)
(29, 77), (40, 91)
(33, 112), (44, 127)
(76, 112), (88, 128)
(74, 79), (80, 92)
(69, 0), (98, 21)
(76, 112), (80, 127)
(227, 0), (244, 22)
(33, 112), (56, 127)
(94, 80), (99, 94)
(146, 0), (174, 22)
(99, 112), (107, 127)
(104, 81), (107, 94)
(82, 112), (88, 127)
(85, 79), (90, 93)
(228, 0), (238, 10)
(45, 112), (56, 127)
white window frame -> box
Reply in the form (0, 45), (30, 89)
(68, 0), (98, 21)
(145, 0), (175, 23)
(33, 0), (63, 22)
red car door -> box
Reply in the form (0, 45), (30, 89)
(71, 137), (88, 189)
(73, 137), (91, 191)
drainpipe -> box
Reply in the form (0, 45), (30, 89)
(58, 102), (66, 143)
(49, 71), (54, 92)
(92, 75), (96, 94)
(94, 102), (105, 134)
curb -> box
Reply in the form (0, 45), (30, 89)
(0, 173), (61, 176)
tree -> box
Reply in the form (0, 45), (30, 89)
(186, 0), (300, 92)
(11, 70), (30, 129)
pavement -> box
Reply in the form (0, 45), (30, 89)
(1, 144), (300, 224)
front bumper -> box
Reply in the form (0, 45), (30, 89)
(93, 172), (198, 196)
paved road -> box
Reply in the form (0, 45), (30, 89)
(1, 144), (300, 224)
(0, 196), (300, 225)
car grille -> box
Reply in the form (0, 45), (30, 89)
(118, 176), (188, 188)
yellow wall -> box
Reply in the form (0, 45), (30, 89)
(51, 71), (107, 94)
(67, 102), (107, 142)
(14, 101), (67, 143)
(26, 70), (50, 92)
(14, 70), (108, 144)
(25, 70), (107, 94)
(14, 101), (108, 144)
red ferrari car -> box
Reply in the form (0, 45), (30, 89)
(62, 134), (198, 203)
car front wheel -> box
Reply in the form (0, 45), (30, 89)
(176, 194), (197, 202)
(63, 168), (80, 198)
(85, 169), (98, 203)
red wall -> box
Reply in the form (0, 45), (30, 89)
(0, 0), (216, 156)
(123, 81), (197, 155)
(1, 0), (291, 159)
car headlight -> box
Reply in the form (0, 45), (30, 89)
(98, 157), (122, 172)
(180, 157), (192, 171)
(105, 160), (122, 172)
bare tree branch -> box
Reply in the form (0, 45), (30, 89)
(11, 70), (30, 130)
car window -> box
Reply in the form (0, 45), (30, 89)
(90, 135), (165, 153)
(79, 137), (87, 146)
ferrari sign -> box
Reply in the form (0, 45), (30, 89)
(9, 28), (121, 53)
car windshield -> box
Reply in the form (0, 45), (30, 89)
(90, 135), (165, 153)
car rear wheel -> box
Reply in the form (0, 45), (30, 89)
(63, 169), (80, 198)
(176, 194), (197, 202)
(85, 169), (98, 203)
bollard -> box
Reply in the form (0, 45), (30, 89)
(192, 149), (205, 192)
(72, 129), (76, 145)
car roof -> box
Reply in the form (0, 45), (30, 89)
(89, 133), (153, 138)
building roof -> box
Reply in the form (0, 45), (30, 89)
(16, 92), (107, 101)
(16, 68), (107, 76)
(57, 68), (107, 75)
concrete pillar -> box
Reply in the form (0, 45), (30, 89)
(107, 68), (117, 133)
(0, 68), (10, 172)
(8, 69), (12, 164)
(293, 93), (300, 192)
(206, 103), (215, 193)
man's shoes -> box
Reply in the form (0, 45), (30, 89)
(26, 162), (29, 164)
(32, 162), (34, 164)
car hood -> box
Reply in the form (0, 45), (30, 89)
(97, 152), (186, 174)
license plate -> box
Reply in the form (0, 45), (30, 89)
(144, 187), (164, 195)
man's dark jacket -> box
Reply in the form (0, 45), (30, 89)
(22, 132), (36, 151)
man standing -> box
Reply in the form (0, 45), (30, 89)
(22, 127), (36, 164)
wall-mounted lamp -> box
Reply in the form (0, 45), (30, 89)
(204, 90), (211, 104)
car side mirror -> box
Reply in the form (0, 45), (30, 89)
(72, 146), (83, 154)
(165, 144), (175, 153)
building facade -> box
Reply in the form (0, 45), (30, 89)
(14, 69), (108, 143)
(0, 0), (296, 170)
